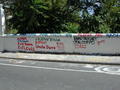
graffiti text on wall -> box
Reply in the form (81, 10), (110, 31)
(35, 37), (64, 50)
(74, 36), (96, 45)
(36, 37), (60, 42)
(73, 36), (97, 48)
(17, 37), (35, 51)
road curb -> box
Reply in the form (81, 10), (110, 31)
(0, 56), (120, 65)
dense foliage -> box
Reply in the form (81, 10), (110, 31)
(8, 0), (79, 33)
(4, 0), (120, 33)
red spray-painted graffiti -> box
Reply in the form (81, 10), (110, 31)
(35, 37), (64, 50)
(56, 42), (64, 50)
(36, 45), (56, 50)
(17, 37), (35, 51)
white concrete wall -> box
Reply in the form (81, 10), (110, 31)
(1, 33), (120, 55)
(4, 36), (18, 51)
(0, 36), (3, 51)
(3, 34), (74, 53)
(72, 35), (120, 54)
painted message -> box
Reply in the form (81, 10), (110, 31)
(35, 37), (64, 50)
(17, 37), (35, 51)
(73, 36), (97, 48)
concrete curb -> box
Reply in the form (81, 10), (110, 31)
(0, 52), (120, 65)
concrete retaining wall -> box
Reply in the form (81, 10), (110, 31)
(0, 33), (120, 55)
(0, 36), (3, 51)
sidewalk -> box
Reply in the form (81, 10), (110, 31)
(0, 52), (120, 65)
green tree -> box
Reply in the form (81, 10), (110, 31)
(77, 0), (120, 33)
(9, 0), (80, 33)
(8, 0), (120, 33)
(9, 0), (48, 33)
(100, 0), (120, 33)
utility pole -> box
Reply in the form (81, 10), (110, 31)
(0, 4), (5, 36)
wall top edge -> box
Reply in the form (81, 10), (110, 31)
(4, 33), (120, 37)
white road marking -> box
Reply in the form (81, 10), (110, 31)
(95, 66), (120, 75)
(0, 62), (102, 74)
(84, 64), (95, 68)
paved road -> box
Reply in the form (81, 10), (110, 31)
(0, 58), (120, 90)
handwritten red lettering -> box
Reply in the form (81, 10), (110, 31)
(25, 43), (33, 46)
(18, 46), (35, 51)
(35, 41), (46, 44)
(17, 37), (27, 40)
(46, 45), (56, 49)
(36, 45), (45, 49)
(36, 45), (56, 50)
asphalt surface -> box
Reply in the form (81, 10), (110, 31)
(0, 58), (120, 90)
